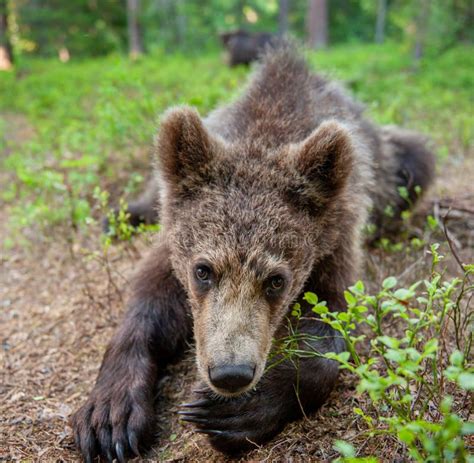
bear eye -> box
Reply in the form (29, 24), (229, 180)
(270, 276), (284, 290)
(265, 275), (286, 297)
(195, 264), (212, 283)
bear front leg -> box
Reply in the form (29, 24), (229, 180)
(71, 243), (192, 463)
(180, 319), (343, 455)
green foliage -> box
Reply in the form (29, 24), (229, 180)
(285, 245), (473, 462)
(309, 44), (474, 153)
(0, 52), (246, 243)
(1, 43), (472, 246)
(142, 0), (282, 52)
(15, 0), (126, 57)
(389, 0), (474, 56)
(333, 438), (378, 463)
(93, 186), (159, 247)
(9, 0), (473, 57)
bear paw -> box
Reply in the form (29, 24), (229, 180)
(70, 381), (154, 463)
(178, 384), (289, 455)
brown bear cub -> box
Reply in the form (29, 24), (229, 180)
(72, 44), (434, 462)
(219, 29), (274, 66)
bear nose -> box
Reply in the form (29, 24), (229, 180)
(208, 363), (256, 392)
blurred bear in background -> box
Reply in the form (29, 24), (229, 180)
(219, 29), (274, 66)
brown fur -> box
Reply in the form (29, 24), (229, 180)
(72, 43), (435, 461)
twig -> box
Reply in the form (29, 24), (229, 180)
(442, 207), (468, 275)
(395, 255), (424, 283)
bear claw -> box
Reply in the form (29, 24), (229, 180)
(180, 398), (213, 408)
(115, 442), (126, 463)
(195, 429), (225, 436)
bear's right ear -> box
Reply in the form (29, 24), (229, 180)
(156, 106), (217, 199)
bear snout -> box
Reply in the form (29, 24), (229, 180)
(208, 363), (256, 393)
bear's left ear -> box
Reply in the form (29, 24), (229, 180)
(156, 106), (219, 199)
(290, 120), (354, 204)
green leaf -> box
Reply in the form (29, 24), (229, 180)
(304, 292), (318, 306)
(312, 304), (329, 315)
(339, 351), (351, 362)
(384, 349), (405, 364)
(458, 372), (474, 390)
(377, 335), (400, 349)
(398, 427), (416, 444)
(353, 305), (368, 315)
(398, 186), (409, 200)
(326, 351), (351, 363)
(440, 396), (453, 414)
(423, 339), (438, 356)
(344, 290), (357, 305)
(291, 303), (302, 318)
(333, 440), (355, 457)
(462, 422), (474, 435)
(393, 288), (415, 301)
(351, 280), (365, 294)
(338, 312), (351, 322)
(426, 214), (439, 231)
(450, 350), (464, 367)
(382, 276), (397, 289)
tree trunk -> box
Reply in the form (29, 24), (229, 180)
(127, 0), (143, 58)
(375, 0), (387, 44)
(175, 0), (186, 46)
(278, 0), (289, 36)
(307, 0), (328, 49)
(414, 0), (430, 62)
(0, 0), (13, 70)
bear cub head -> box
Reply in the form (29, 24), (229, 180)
(156, 106), (354, 397)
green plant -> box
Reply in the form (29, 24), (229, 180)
(1, 44), (473, 247)
(274, 244), (473, 462)
(91, 186), (159, 247)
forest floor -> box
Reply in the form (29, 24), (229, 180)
(1, 113), (473, 462)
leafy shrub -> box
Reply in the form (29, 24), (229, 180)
(274, 244), (473, 462)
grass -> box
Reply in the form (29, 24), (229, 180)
(0, 51), (246, 240)
(0, 42), (473, 461)
(1, 43), (473, 243)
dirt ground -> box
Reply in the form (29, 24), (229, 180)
(1, 116), (473, 462)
